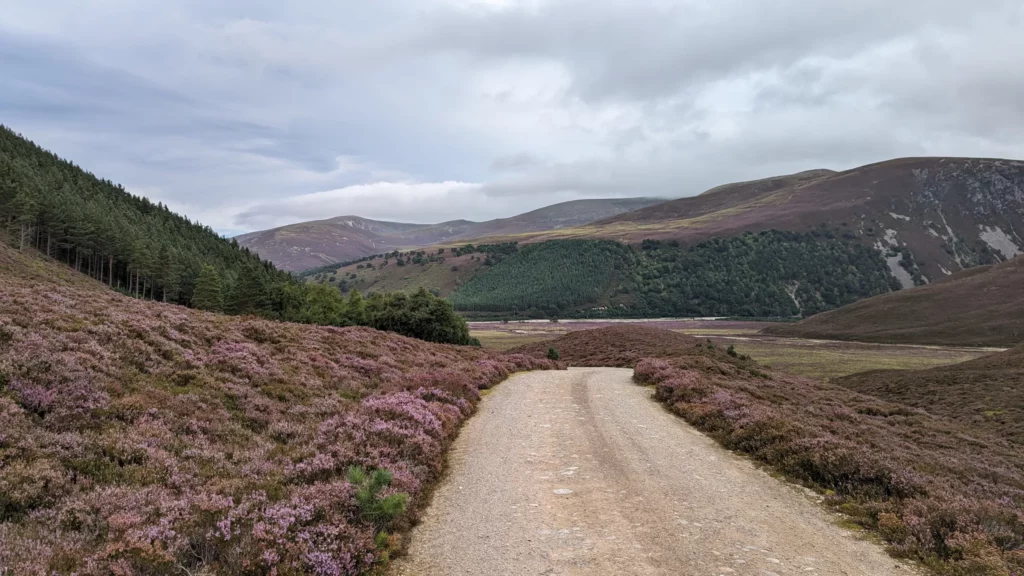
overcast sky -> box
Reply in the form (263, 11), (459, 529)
(2, 1), (1022, 235)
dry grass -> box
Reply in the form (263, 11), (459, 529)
(474, 320), (989, 380)
(716, 336), (991, 381)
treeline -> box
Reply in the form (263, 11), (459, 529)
(448, 232), (898, 318)
(0, 126), (472, 345)
(449, 240), (633, 315)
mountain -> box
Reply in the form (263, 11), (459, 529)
(836, 345), (1024, 444)
(235, 197), (664, 271)
(0, 241), (555, 574)
(305, 156), (1024, 318)
(765, 255), (1024, 347)
(593, 158), (1024, 285)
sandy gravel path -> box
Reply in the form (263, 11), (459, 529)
(392, 368), (915, 576)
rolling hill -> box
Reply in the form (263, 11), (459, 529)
(765, 255), (1024, 347)
(235, 197), (663, 271)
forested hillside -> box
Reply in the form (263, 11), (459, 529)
(0, 126), (471, 344)
(448, 232), (897, 318)
(630, 231), (897, 317)
(448, 240), (633, 315)
(0, 125), (289, 307)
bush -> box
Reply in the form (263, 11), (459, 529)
(348, 466), (409, 528)
(547, 347), (560, 361)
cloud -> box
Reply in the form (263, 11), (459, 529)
(2, 0), (1022, 234)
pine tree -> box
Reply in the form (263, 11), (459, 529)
(192, 264), (224, 312)
(228, 263), (269, 315)
(12, 188), (37, 250)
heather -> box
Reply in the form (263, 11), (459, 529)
(509, 325), (736, 368)
(634, 356), (1024, 574)
(0, 245), (558, 575)
(836, 345), (1024, 444)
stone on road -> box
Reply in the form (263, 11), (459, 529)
(391, 368), (914, 576)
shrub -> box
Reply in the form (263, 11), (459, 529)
(547, 347), (560, 361)
(348, 467), (409, 528)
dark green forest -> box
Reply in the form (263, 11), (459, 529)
(449, 232), (899, 318)
(0, 126), (471, 345)
(448, 240), (633, 315)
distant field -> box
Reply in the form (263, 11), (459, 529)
(719, 336), (994, 381)
(472, 319), (996, 379)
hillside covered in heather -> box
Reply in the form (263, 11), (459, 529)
(0, 244), (558, 574)
(766, 255), (1024, 347)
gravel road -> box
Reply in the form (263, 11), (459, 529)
(391, 368), (915, 576)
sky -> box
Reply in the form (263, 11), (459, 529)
(2, 0), (1023, 236)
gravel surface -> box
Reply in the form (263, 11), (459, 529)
(391, 368), (917, 576)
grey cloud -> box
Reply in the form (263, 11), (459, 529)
(1, 1), (1023, 235)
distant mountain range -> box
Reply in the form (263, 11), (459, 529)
(235, 197), (664, 271)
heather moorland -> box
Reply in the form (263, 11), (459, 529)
(0, 244), (559, 575)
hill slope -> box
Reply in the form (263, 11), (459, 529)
(765, 255), (1024, 346)
(596, 157), (1024, 280)
(235, 198), (663, 271)
(0, 125), (288, 306)
(0, 243), (556, 574)
(836, 345), (1024, 444)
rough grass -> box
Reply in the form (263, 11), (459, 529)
(720, 337), (991, 381)
(0, 244), (559, 575)
(836, 345), (1024, 444)
(635, 356), (1024, 575)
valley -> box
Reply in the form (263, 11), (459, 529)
(292, 158), (1024, 324)
(3, 125), (1024, 576)
(470, 319), (994, 380)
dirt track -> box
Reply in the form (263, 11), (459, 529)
(392, 368), (915, 575)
